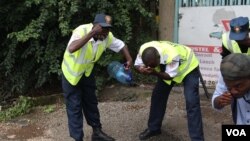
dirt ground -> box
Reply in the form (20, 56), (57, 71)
(0, 84), (233, 141)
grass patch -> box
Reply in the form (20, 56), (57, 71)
(0, 96), (34, 122)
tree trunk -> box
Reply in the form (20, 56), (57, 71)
(150, 1), (157, 39)
(159, 0), (175, 41)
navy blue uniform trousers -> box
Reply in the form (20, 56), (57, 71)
(148, 67), (204, 141)
(62, 72), (101, 141)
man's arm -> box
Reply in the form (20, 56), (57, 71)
(120, 45), (133, 70)
(212, 73), (233, 109)
(134, 65), (172, 80)
(213, 92), (233, 109)
(152, 56), (179, 80)
(134, 54), (175, 80)
(151, 70), (172, 80)
(68, 24), (102, 53)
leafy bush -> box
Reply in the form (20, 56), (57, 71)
(0, 0), (158, 102)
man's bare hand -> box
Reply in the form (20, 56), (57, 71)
(215, 92), (233, 108)
(124, 61), (132, 70)
(138, 66), (155, 75)
(92, 24), (103, 34)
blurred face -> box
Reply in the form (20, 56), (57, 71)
(93, 28), (110, 41)
(236, 30), (250, 44)
(224, 78), (250, 98)
(143, 56), (160, 68)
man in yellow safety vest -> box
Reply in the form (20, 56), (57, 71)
(221, 16), (250, 58)
(61, 13), (132, 141)
(134, 41), (204, 141)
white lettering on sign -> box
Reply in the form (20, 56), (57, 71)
(192, 47), (209, 52)
(226, 129), (246, 136)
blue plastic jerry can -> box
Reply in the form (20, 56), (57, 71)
(107, 61), (132, 85)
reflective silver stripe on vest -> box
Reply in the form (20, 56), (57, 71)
(175, 47), (194, 77)
(67, 27), (92, 64)
(226, 33), (234, 52)
(63, 26), (93, 77)
(84, 27), (87, 37)
(63, 59), (85, 77)
(68, 46), (92, 64)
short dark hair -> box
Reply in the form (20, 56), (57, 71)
(141, 47), (160, 64)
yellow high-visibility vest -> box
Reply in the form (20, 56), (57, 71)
(222, 32), (250, 55)
(139, 41), (199, 85)
(62, 23), (113, 85)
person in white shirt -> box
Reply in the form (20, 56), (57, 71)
(212, 53), (250, 124)
(134, 41), (204, 141)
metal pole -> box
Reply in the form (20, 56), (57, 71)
(198, 69), (210, 99)
(174, 0), (179, 43)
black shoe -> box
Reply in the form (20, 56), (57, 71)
(92, 128), (115, 141)
(139, 128), (161, 140)
(75, 140), (83, 141)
